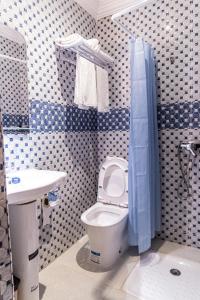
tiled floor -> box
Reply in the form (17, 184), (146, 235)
(39, 235), (140, 300)
(39, 236), (200, 300)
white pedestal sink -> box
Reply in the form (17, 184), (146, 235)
(6, 169), (67, 300)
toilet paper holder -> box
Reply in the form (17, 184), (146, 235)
(42, 189), (59, 226)
(43, 189), (59, 207)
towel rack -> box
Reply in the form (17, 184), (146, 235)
(56, 41), (114, 69)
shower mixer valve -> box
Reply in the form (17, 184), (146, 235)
(177, 141), (200, 200)
(179, 141), (200, 157)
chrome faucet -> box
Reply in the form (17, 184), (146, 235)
(179, 141), (200, 157)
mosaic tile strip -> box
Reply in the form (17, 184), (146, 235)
(158, 101), (200, 130)
(98, 108), (129, 132)
(30, 100), (66, 133)
(31, 101), (130, 133)
(31, 100), (200, 133)
(66, 106), (97, 132)
(3, 114), (29, 129)
(30, 100), (97, 133)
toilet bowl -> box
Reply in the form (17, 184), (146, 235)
(81, 156), (128, 268)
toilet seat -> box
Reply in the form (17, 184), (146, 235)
(98, 156), (128, 207)
(81, 202), (128, 227)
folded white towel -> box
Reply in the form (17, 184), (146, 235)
(86, 38), (101, 52)
(74, 54), (97, 109)
(57, 34), (101, 51)
(57, 33), (84, 47)
(96, 66), (109, 112)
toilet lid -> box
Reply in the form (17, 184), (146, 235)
(98, 156), (128, 207)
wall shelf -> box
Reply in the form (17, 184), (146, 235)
(0, 53), (27, 64)
(3, 127), (30, 133)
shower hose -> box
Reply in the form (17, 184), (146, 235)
(177, 143), (195, 200)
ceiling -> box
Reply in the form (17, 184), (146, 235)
(74, 0), (136, 20)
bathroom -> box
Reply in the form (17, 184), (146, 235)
(0, 0), (199, 299)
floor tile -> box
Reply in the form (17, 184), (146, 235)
(49, 236), (139, 290)
(39, 263), (137, 300)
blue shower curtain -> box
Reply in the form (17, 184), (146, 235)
(128, 38), (161, 253)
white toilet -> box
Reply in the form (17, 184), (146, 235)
(81, 156), (128, 268)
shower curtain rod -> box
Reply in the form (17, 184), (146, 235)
(111, 0), (154, 36)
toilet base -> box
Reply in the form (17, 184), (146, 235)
(89, 241), (128, 269)
(87, 221), (128, 269)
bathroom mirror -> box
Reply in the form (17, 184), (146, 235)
(0, 23), (29, 132)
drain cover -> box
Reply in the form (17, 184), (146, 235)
(170, 268), (181, 276)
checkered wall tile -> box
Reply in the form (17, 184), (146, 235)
(98, 131), (129, 167)
(0, 36), (25, 60)
(0, 59), (28, 115)
(3, 134), (34, 172)
(158, 128), (200, 247)
(97, 0), (199, 107)
(0, 36), (29, 129)
(96, 0), (200, 249)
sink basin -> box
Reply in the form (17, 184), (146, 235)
(6, 168), (67, 204)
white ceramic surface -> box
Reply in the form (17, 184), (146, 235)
(6, 168), (67, 204)
(123, 252), (200, 300)
(98, 156), (128, 206)
(81, 156), (128, 268)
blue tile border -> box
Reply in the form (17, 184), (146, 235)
(97, 108), (129, 132)
(3, 114), (29, 129)
(157, 101), (200, 130)
(30, 100), (97, 133)
(99, 101), (200, 131)
(30, 100), (129, 133)
(97, 101), (200, 131)
(4, 99), (199, 133)
(66, 106), (97, 132)
(30, 100), (66, 132)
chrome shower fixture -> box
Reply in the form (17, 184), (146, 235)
(179, 141), (200, 157)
